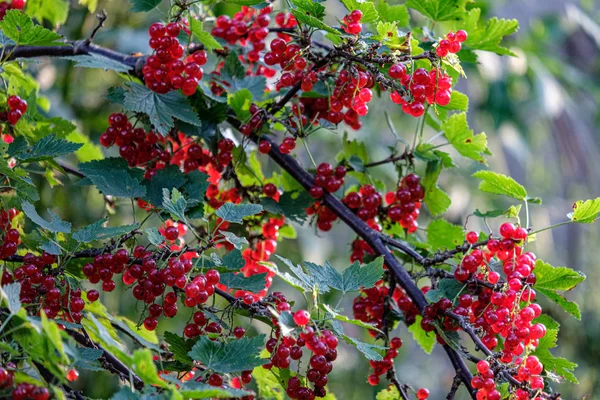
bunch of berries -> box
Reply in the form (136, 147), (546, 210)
(436, 30), (468, 57)
(1, 95), (28, 125)
(390, 67), (454, 116)
(367, 337), (402, 385)
(309, 162), (347, 199)
(0, 0), (26, 20)
(341, 10), (363, 35)
(143, 21), (208, 95)
(384, 173), (425, 233)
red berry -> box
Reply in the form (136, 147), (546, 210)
(466, 231), (479, 244)
(417, 388), (429, 399)
(293, 309), (311, 326)
(258, 140), (271, 153)
(499, 222), (515, 239)
(66, 369), (79, 382)
(455, 30), (468, 42)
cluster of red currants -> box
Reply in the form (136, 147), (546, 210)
(309, 162), (347, 199)
(216, 138), (234, 166)
(265, 39), (307, 73)
(0, 0), (25, 20)
(353, 280), (420, 333)
(384, 173), (425, 233)
(182, 309), (224, 339)
(390, 67), (454, 116)
(143, 21), (208, 95)
(159, 220), (188, 251)
(0, 95), (28, 126)
(341, 10), (363, 35)
(10, 383), (50, 400)
(0, 364), (15, 391)
(366, 337), (402, 386)
(99, 113), (166, 172)
(0, 208), (19, 260)
(306, 202), (338, 232)
(435, 30), (468, 57)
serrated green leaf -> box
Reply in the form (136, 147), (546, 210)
(145, 227), (165, 246)
(406, 0), (467, 22)
(188, 335), (266, 373)
(442, 113), (490, 163)
(73, 219), (139, 243)
(323, 304), (383, 333)
(260, 191), (312, 224)
(340, 333), (385, 361)
(534, 260), (585, 319)
(375, 1), (409, 26)
(73, 347), (103, 371)
(0, 10), (64, 46)
(303, 258), (384, 294)
(132, 348), (168, 387)
(291, 9), (338, 34)
(472, 170), (527, 200)
(220, 231), (249, 250)
(569, 198), (600, 223)
(26, 0), (69, 25)
(22, 201), (71, 233)
(162, 188), (188, 222)
(340, 0), (379, 23)
(59, 54), (131, 73)
(66, 131), (103, 162)
(183, 171), (209, 205)
(427, 219), (465, 251)
(222, 249), (245, 271)
(143, 165), (186, 206)
(267, 256), (313, 293)
(189, 18), (223, 51)
(1, 282), (21, 314)
(474, 209), (506, 218)
(122, 83), (201, 136)
(425, 279), (465, 303)
(164, 331), (194, 365)
(222, 52), (246, 81)
(79, 158), (146, 199)
(408, 315), (436, 354)
(129, 0), (162, 12)
(215, 203), (263, 224)
(290, 0), (325, 19)
(532, 329), (578, 383)
(220, 272), (266, 293)
(458, 8), (519, 56)
(228, 89), (253, 120)
(422, 159), (451, 216)
(252, 366), (285, 400)
(11, 135), (82, 163)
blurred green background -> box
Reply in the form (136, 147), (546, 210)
(25, 0), (599, 398)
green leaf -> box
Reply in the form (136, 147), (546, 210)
(66, 131), (104, 162)
(260, 191), (312, 224)
(73, 347), (103, 371)
(473, 209), (506, 218)
(145, 227), (165, 246)
(458, 8), (519, 56)
(79, 0), (98, 12)
(304, 258), (384, 294)
(132, 349), (168, 387)
(376, 385), (401, 400)
(233, 147), (265, 187)
(143, 165), (186, 206)
(180, 381), (253, 398)
(375, 2), (409, 26)
(122, 83), (201, 136)
(73, 219), (139, 243)
(188, 335), (266, 374)
(1, 282), (21, 314)
(183, 171), (210, 205)
(215, 203), (263, 224)
(222, 249), (245, 271)
(290, 0), (325, 19)
(339, 333), (385, 361)
(323, 305), (383, 334)
(534, 260), (585, 320)
(22, 201), (71, 233)
(291, 9), (338, 34)
(164, 331), (194, 365)
(26, 0), (69, 25)
(59, 54), (131, 73)
(220, 272), (266, 293)
(569, 198), (600, 223)
(472, 170), (527, 200)
(340, 0), (379, 23)
(406, 0), (467, 22)
(222, 52), (246, 81)
(442, 113), (490, 164)
(422, 159), (451, 216)
(408, 315), (436, 354)
(129, 0), (162, 12)
(427, 219), (465, 251)
(252, 367), (285, 400)
(425, 279), (465, 304)
(228, 89), (253, 120)
(11, 135), (82, 163)
(189, 18), (223, 50)
(220, 231), (249, 250)
(162, 188), (188, 222)
(40, 312), (67, 362)
(0, 10), (64, 45)
(532, 329), (578, 384)
(267, 256), (314, 293)
(79, 158), (146, 199)
(224, 0), (265, 4)
(440, 90), (469, 111)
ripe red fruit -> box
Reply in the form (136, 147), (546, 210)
(476, 360), (490, 374)
(233, 326), (246, 338)
(367, 374), (379, 386)
(293, 309), (311, 326)
(258, 140), (271, 153)
(499, 222), (515, 238)
(164, 226), (179, 240)
(466, 231), (479, 244)
(455, 30), (468, 42)
(390, 337), (402, 349)
(66, 369), (79, 382)
(417, 388), (430, 399)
